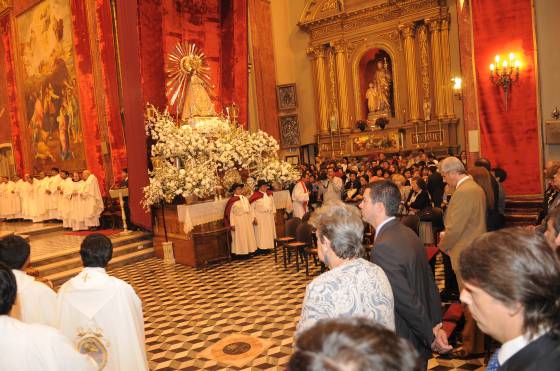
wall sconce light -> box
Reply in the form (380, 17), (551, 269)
(451, 77), (463, 100)
(489, 53), (520, 111)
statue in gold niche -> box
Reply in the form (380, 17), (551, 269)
(366, 58), (391, 120)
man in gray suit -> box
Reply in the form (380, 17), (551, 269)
(439, 156), (487, 357)
(360, 180), (451, 368)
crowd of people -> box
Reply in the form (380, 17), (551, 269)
(2, 151), (560, 370)
(0, 168), (104, 231)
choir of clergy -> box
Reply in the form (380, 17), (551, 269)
(0, 169), (103, 231)
(0, 233), (148, 371)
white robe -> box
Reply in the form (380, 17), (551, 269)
(5, 181), (21, 219)
(31, 178), (49, 222)
(59, 178), (73, 228)
(252, 192), (277, 250)
(0, 315), (97, 371)
(46, 175), (62, 219)
(291, 181), (309, 219)
(68, 180), (86, 231)
(0, 182), (6, 218)
(80, 175), (104, 228)
(57, 268), (149, 371)
(19, 181), (34, 220)
(230, 196), (257, 255)
(12, 269), (57, 327)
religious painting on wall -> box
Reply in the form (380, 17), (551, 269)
(359, 49), (395, 122)
(278, 114), (300, 148)
(276, 84), (297, 111)
(15, 0), (85, 172)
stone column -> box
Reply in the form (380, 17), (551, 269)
(400, 23), (420, 121)
(333, 40), (352, 132)
(308, 46), (329, 133)
(440, 17), (454, 117)
(428, 18), (444, 119)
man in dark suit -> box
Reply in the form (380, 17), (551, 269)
(427, 165), (444, 207)
(360, 180), (451, 367)
(474, 158), (503, 229)
(459, 228), (560, 370)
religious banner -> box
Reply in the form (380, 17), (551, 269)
(15, 0), (86, 172)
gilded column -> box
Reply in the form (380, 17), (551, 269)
(428, 18), (444, 119)
(440, 17), (454, 117)
(307, 46), (329, 133)
(400, 23), (420, 122)
(333, 40), (352, 132)
(417, 23), (431, 121)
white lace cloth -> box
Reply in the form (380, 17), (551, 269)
(177, 190), (293, 235)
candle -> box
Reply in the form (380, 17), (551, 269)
(514, 60), (521, 68)
(490, 63), (495, 72)
(509, 52), (515, 61)
(502, 60), (508, 68)
(495, 55), (500, 64)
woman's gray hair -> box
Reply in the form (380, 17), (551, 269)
(438, 156), (466, 175)
(309, 200), (364, 259)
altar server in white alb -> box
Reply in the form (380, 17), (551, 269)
(0, 235), (57, 327)
(250, 180), (276, 251)
(4, 176), (21, 220)
(31, 171), (50, 222)
(80, 170), (104, 230)
(292, 172), (310, 219)
(45, 168), (63, 221)
(19, 174), (34, 221)
(67, 171), (86, 230)
(224, 183), (257, 255)
(0, 262), (97, 371)
(57, 234), (149, 371)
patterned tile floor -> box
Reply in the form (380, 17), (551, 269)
(1, 221), (486, 370)
(107, 252), (487, 370)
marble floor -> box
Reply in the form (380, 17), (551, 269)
(107, 253), (486, 370)
(0, 221), (487, 370)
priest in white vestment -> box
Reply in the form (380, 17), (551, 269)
(0, 235), (57, 327)
(224, 183), (257, 255)
(68, 172), (86, 231)
(250, 180), (277, 251)
(31, 172), (49, 222)
(57, 234), (149, 371)
(59, 171), (73, 228)
(19, 174), (34, 221)
(45, 168), (63, 220)
(0, 262), (97, 371)
(0, 177), (7, 219)
(5, 178), (21, 220)
(292, 173), (310, 219)
(80, 170), (104, 229)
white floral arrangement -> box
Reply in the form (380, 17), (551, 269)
(142, 105), (299, 209)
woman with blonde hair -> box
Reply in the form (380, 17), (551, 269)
(470, 166), (501, 231)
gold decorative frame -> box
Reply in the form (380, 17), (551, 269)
(276, 83), (298, 111)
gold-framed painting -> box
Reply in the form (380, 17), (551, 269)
(278, 114), (300, 148)
(15, 0), (86, 172)
(276, 83), (297, 110)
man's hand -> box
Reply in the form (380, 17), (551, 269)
(253, 219), (258, 225)
(230, 225), (235, 231)
(431, 323), (452, 354)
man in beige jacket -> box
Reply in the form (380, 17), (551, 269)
(439, 156), (486, 357)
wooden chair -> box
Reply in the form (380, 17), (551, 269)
(274, 217), (301, 266)
(284, 222), (314, 273)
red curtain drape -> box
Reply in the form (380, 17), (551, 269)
(0, 16), (24, 176)
(472, 0), (541, 195)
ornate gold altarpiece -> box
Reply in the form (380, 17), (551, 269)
(299, 0), (458, 158)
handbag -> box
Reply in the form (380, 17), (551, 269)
(417, 206), (433, 222)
